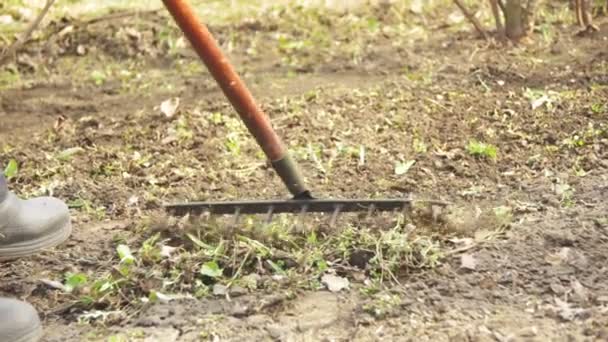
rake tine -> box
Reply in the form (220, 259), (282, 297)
(401, 202), (410, 217)
(296, 203), (309, 230)
(366, 204), (376, 220)
(329, 204), (343, 228)
(265, 205), (275, 225)
(233, 206), (242, 226)
(197, 210), (207, 222)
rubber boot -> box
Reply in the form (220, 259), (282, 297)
(0, 173), (71, 259)
(0, 298), (42, 342)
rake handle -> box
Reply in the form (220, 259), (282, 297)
(162, 0), (310, 198)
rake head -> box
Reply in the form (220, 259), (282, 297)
(164, 197), (450, 227)
(161, 0), (448, 223)
(166, 198), (414, 216)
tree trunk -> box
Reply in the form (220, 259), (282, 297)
(522, 0), (539, 35)
(502, 0), (540, 41)
(504, 0), (524, 40)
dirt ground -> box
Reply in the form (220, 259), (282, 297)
(1, 1), (607, 341)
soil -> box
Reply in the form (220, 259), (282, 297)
(1, 3), (607, 341)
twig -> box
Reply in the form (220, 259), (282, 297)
(452, 0), (489, 40)
(444, 242), (479, 256)
(0, 0), (56, 66)
(489, 0), (505, 36)
(81, 8), (162, 26)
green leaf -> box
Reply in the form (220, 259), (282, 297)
(116, 244), (135, 265)
(267, 260), (286, 275)
(316, 259), (328, 273)
(90, 70), (106, 85)
(64, 273), (88, 293)
(4, 159), (18, 179)
(98, 281), (113, 293)
(200, 261), (223, 278)
(187, 233), (213, 250)
(107, 335), (128, 342)
(591, 103), (604, 114)
(394, 160), (416, 175)
(367, 18), (379, 32)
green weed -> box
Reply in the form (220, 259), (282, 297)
(3, 159), (18, 179)
(466, 140), (498, 160)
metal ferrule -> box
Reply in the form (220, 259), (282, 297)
(271, 154), (310, 199)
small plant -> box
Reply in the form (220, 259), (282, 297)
(590, 103), (604, 114)
(466, 140), (498, 160)
(413, 138), (428, 153)
(0, 70), (21, 90)
(90, 70), (106, 85)
(64, 273), (88, 293)
(3, 159), (18, 179)
(200, 261), (223, 278)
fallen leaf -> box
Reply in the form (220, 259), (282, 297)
(3, 159), (18, 179)
(321, 274), (350, 292)
(160, 245), (177, 258)
(531, 94), (550, 110)
(558, 247), (571, 261)
(149, 290), (191, 303)
(460, 254), (477, 271)
(116, 245), (135, 265)
(447, 11), (464, 25)
(395, 160), (416, 175)
(570, 278), (588, 303)
(554, 183), (571, 196)
(160, 97), (180, 118)
(201, 261), (223, 278)
(553, 297), (585, 321)
(409, 0), (423, 13)
(549, 281), (566, 295)
(40, 279), (66, 291)
(127, 196), (139, 206)
(448, 237), (474, 247)
(0, 15), (14, 25)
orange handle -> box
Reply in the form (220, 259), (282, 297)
(162, 0), (286, 161)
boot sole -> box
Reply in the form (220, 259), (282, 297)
(0, 217), (72, 261)
(13, 323), (43, 342)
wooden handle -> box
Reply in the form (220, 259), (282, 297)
(162, 0), (310, 197)
(162, 0), (286, 161)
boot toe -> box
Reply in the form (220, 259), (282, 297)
(23, 197), (71, 234)
(0, 194), (72, 259)
(0, 298), (42, 342)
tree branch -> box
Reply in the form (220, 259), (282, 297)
(0, 0), (56, 66)
(453, 0), (489, 39)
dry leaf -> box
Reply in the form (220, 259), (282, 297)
(40, 279), (66, 291)
(460, 254), (477, 271)
(409, 0), (423, 13)
(553, 297), (585, 321)
(531, 94), (550, 110)
(321, 274), (350, 292)
(160, 245), (177, 258)
(570, 278), (588, 303)
(160, 98), (180, 118)
(448, 237), (474, 247)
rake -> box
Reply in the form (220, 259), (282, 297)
(161, 0), (447, 222)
